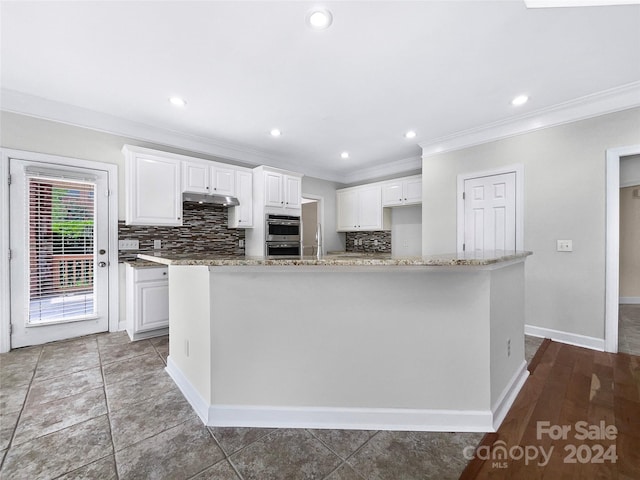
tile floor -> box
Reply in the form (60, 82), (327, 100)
(619, 303), (640, 355)
(0, 333), (546, 480)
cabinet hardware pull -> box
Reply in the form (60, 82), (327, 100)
(163, 272), (167, 275)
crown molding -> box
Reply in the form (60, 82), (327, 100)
(0, 89), (345, 182)
(525, 0), (640, 7)
(340, 155), (422, 186)
(420, 81), (640, 158)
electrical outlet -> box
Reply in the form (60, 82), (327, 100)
(358, 239), (363, 246)
(118, 239), (139, 250)
(557, 240), (573, 252)
(507, 338), (511, 357)
(153, 239), (162, 249)
(354, 239), (358, 247)
(239, 239), (244, 248)
(374, 239), (379, 246)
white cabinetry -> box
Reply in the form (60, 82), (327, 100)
(182, 160), (235, 196)
(125, 265), (169, 341)
(244, 166), (304, 256)
(382, 175), (422, 206)
(263, 169), (302, 212)
(124, 146), (182, 226)
(336, 184), (389, 232)
(210, 165), (235, 196)
(228, 168), (253, 228)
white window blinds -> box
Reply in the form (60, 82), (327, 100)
(27, 175), (97, 324)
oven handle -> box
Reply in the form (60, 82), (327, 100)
(267, 220), (300, 226)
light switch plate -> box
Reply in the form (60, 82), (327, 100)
(154, 239), (162, 249)
(119, 239), (139, 250)
(557, 240), (573, 252)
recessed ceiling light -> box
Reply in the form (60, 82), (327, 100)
(169, 97), (186, 107)
(306, 9), (333, 29)
(511, 95), (529, 106)
(341, 152), (350, 159)
(270, 129), (282, 137)
(404, 130), (417, 139)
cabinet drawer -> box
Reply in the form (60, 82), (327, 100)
(134, 267), (168, 282)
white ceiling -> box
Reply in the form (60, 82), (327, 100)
(1, 1), (639, 183)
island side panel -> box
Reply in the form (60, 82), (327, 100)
(167, 265), (213, 406)
(489, 261), (527, 408)
(207, 268), (492, 412)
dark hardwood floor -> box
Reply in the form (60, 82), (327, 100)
(460, 339), (640, 479)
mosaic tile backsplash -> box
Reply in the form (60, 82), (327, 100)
(345, 231), (392, 253)
(118, 203), (245, 261)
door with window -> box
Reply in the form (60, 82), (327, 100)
(9, 159), (110, 348)
(463, 172), (516, 252)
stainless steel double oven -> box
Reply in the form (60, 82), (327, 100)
(265, 214), (301, 258)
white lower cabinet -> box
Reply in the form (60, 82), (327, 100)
(126, 264), (169, 341)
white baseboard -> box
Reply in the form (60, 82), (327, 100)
(491, 361), (529, 431)
(619, 297), (640, 304)
(525, 324), (605, 351)
(166, 356), (531, 433)
(205, 404), (492, 432)
(166, 356), (210, 424)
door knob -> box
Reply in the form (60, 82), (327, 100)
(98, 262), (107, 268)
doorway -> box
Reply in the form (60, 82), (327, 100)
(301, 195), (323, 257)
(457, 165), (524, 253)
(605, 144), (640, 353)
(1, 151), (118, 350)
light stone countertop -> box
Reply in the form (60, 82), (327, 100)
(137, 251), (532, 267)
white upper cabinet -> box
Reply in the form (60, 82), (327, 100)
(337, 184), (389, 232)
(258, 167), (303, 213)
(182, 161), (209, 194)
(183, 160), (236, 196)
(228, 168), (253, 228)
(382, 175), (422, 207)
(284, 175), (302, 210)
(264, 171), (283, 208)
(124, 146), (182, 226)
(210, 165), (235, 196)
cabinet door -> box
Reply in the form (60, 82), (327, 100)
(229, 169), (253, 227)
(357, 185), (383, 230)
(284, 175), (301, 210)
(382, 182), (404, 207)
(264, 172), (283, 208)
(404, 177), (422, 204)
(336, 190), (359, 231)
(182, 161), (209, 193)
(127, 154), (182, 225)
(211, 166), (235, 196)
(136, 281), (169, 332)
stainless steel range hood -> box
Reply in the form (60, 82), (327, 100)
(182, 192), (240, 207)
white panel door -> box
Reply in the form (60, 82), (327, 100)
(9, 159), (110, 348)
(464, 173), (516, 253)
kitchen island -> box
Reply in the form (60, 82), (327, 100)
(139, 251), (531, 432)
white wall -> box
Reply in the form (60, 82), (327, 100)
(391, 205), (422, 257)
(422, 107), (640, 340)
